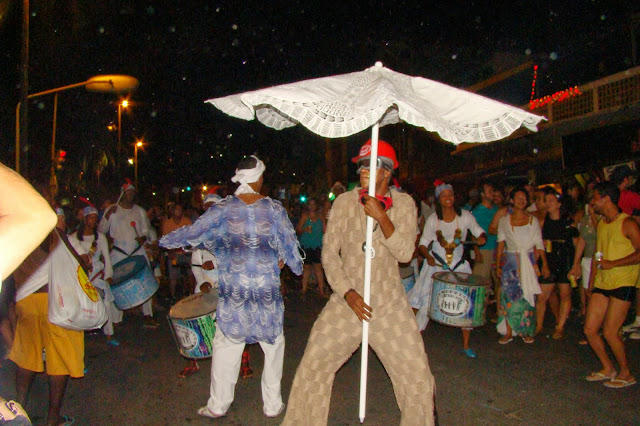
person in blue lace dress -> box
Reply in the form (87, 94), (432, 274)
(160, 156), (303, 419)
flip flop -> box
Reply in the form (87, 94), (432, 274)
(604, 377), (637, 388)
(178, 364), (199, 378)
(462, 348), (477, 358)
(498, 336), (513, 345)
(586, 371), (617, 382)
(197, 406), (226, 419)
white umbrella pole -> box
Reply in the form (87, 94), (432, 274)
(359, 122), (379, 423)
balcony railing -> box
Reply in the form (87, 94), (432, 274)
(528, 66), (640, 124)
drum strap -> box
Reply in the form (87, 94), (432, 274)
(90, 270), (105, 282)
(431, 251), (465, 272)
(113, 245), (142, 258)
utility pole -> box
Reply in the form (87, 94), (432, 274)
(18, 0), (29, 175)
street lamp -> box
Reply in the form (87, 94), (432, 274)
(134, 139), (145, 189)
(15, 75), (139, 190)
(117, 99), (130, 155)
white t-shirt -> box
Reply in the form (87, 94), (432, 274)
(420, 210), (485, 266)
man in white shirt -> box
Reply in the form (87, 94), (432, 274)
(98, 182), (159, 327)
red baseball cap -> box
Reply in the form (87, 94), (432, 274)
(351, 139), (399, 169)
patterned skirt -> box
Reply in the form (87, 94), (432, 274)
(497, 252), (536, 336)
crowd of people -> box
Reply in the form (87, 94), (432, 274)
(2, 141), (640, 424)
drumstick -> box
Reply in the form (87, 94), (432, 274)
(130, 221), (139, 237)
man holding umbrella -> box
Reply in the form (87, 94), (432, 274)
(283, 140), (436, 425)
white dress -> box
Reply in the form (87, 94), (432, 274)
(407, 210), (485, 330)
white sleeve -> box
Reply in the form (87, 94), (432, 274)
(191, 250), (207, 288)
(418, 213), (437, 248)
(463, 210), (486, 238)
(137, 206), (154, 241)
(98, 212), (111, 235)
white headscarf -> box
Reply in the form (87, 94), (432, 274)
(231, 156), (266, 195)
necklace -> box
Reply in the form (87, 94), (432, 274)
(435, 216), (461, 265)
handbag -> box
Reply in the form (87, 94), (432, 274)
(48, 229), (108, 331)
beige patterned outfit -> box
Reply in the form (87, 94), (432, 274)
(283, 188), (436, 425)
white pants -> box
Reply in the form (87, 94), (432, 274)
(102, 299), (123, 336)
(141, 298), (153, 316)
(206, 330), (284, 416)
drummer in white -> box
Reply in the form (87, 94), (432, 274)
(69, 206), (121, 345)
(98, 181), (159, 327)
(408, 180), (487, 358)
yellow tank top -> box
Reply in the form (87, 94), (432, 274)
(595, 212), (640, 290)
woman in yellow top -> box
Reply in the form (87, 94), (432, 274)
(585, 182), (640, 388)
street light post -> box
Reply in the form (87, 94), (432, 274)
(117, 99), (129, 155)
(134, 139), (144, 189)
(15, 75), (139, 186)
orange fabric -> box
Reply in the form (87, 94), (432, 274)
(162, 216), (192, 236)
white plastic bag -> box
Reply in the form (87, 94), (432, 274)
(48, 230), (107, 330)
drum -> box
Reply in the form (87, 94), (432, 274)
(111, 256), (159, 310)
(168, 292), (219, 359)
(428, 271), (488, 328)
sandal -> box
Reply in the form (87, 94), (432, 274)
(197, 406), (226, 419)
(522, 336), (535, 344)
(552, 328), (564, 340)
(586, 371), (617, 382)
(498, 336), (513, 345)
(604, 377), (637, 388)
(178, 364), (199, 378)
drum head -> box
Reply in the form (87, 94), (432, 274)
(170, 292), (218, 319)
(112, 256), (147, 285)
(432, 271), (489, 287)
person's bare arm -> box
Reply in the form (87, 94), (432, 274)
(488, 207), (508, 235)
(0, 163), (57, 279)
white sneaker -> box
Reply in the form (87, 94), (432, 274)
(629, 331), (640, 340)
(622, 321), (640, 333)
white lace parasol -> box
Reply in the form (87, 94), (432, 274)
(206, 62), (544, 144)
(205, 62), (545, 423)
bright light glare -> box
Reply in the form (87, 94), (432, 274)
(121, 100), (129, 108)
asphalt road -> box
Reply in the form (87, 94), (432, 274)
(1, 283), (639, 425)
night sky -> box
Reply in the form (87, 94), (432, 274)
(0, 1), (637, 194)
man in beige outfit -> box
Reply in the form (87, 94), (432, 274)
(283, 140), (436, 425)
